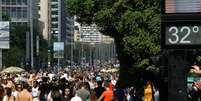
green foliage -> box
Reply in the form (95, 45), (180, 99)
(2, 24), (48, 68)
(66, 0), (160, 85)
(3, 47), (24, 67)
(3, 24), (28, 67)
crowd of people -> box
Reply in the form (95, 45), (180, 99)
(0, 67), (159, 101)
(0, 67), (124, 101)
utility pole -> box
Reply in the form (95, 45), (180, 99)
(36, 35), (39, 70)
(30, 0), (34, 70)
(26, 32), (30, 70)
(0, 0), (2, 70)
(58, 0), (61, 70)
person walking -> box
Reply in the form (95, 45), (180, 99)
(16, 82), (33, 101)
(32, 81), (39, 101)
(76, 82), (90, 101)
(61, 86), (72, 101)
(97, 81), (113, 101)
(3, 87), (15, 101)
(95, 81), (105, 101)
(0, 85), (5, 101)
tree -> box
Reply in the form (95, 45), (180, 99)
(2, 23), (48, 69)
(65, 0), (160, 88)
(3, 24), (28, 67)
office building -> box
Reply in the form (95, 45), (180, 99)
(50, 0), (74, 43)
(79, 24), (114, 44)
(0, 0), (30, 25)
(80, 24), (102, 43)
(37, 0), (50, 40)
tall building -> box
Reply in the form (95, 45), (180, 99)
(73, 23), (116, 64)
(38, 0), (50, 40)
(0, 0), (30, 25)
(80, 24), (102, 43)
(79, 24), (114, 44)
(65, 14), (74, 43)
(50, 0), (74, 43)
(74, 18), (81, 42)
(37, 0), (73, 42)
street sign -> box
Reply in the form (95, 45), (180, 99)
(53, 42), (64, 59)
(0, 21), (9, 49)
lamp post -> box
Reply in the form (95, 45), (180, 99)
(90, 42), (95, 69)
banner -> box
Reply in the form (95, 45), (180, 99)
(0, 21), (9, 49)
(53, 42), (64, 58)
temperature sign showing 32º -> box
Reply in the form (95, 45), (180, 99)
(165, 26), (201, 45)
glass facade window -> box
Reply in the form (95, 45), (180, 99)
(51, 10), (58, 15)
(51, 4), (58, 8)
(22, 7), (28, 18)
(11, 7), (16, 18)
(22, 0), (27, 5)
(52, 0), (58, 2)
(1, 0), (29, 24)
(6, 0), (10, 5)
(16, 7), (21, 18)
(52, 17), (58, 21)
(52, 24), (58, 28)
(16, 0), (21, 5)
(2, 0), (6, 5)
(10, 0), (16, 5)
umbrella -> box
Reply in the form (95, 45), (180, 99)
(101, 68), (119, 73)
(106, 68), (119, 72)
(1, 66), (25, 73)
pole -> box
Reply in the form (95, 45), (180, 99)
(0, 0), (2, 70)
(160, 50), (188, 101)
(26, 32), (30, 70)
(0, 0), (2, 20)
(92, 47), (94, 69)
(81, 43), (83, 68)
(0, 50), (2, 69)
(30, 0), (34, 69)
(36, 36), (39, 57)
(71, 43), (73, 68)
(58, 0), (61, 70)
(36, 35), (39, 70)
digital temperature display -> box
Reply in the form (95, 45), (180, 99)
(165, 26), (201, 45)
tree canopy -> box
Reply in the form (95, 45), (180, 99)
(65, 0), (160, 86)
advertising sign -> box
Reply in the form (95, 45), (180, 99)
(53, 42), (64, 58)
(0, 21), (9, 49)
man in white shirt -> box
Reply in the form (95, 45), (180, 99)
(32, 81), (39, 101)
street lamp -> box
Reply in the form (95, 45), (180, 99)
(90, 42), (95, 69)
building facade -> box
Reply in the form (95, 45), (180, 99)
(38, 0), (50, 40)
(50, 0), (74, 43)
(80, 24), (102, 43)
(79, 24), (114, 44)
(73, 22), (116, 65)
(0, 0), (30, 25)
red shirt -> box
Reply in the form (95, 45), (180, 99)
(109, 82), (113, 90)
(100, 89), (113, 101)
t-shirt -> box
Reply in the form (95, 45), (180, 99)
(101, 90), (113, 101)
(71, 96), (82, 101)
(32, 87), (39, 97)
(76, 89), (90, 101)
